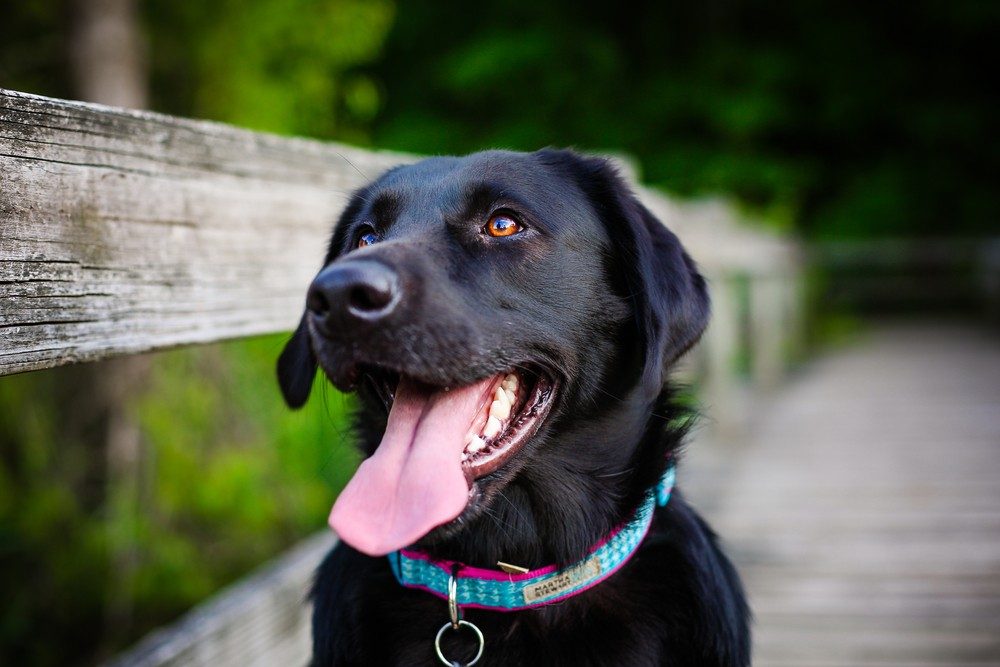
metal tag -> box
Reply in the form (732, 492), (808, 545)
(497, 561), (530, 574)
(521, 555), (602, 604)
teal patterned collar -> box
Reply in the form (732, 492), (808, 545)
(388, 466), (675, 611)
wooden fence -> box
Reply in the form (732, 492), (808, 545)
(0, 88), (802, 665)
(813, 237), (1000, 316)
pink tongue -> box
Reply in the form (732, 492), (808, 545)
(328, 376), (494, 556)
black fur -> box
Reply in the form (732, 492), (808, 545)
(278, 149), (750, 666)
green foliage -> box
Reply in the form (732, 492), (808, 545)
(0, 0), (73, 98)
(371, 1), (999, 239)
(144, 0), (394, 142)
(3, 0), (995, 239)
(0, 338), (358, 666)
(0, 376), (104, 666)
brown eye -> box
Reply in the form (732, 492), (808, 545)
(357, 231), (379, 248)
(484, 213), (523, 238)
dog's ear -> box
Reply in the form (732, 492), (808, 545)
(276, 187), (373, 408)
(625, 197), (711, 388)
(277, 314), (317, 408)
(539, 149), (710, 394)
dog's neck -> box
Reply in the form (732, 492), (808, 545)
(421, 386), (685, 570)
(389, 466), (675, 611)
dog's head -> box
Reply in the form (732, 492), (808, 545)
(278, 149), (708, 559)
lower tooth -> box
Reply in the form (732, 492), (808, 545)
(467, 436), (486, 453)
(483, 416), (502, 438)
(489, 397), (511, 420)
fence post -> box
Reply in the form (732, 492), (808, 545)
(749, 273), (785, 389)
(702, 272), (742, 431)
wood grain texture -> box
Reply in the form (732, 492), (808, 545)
(0, 88), (411, 375)
(1, 88), (799, 377)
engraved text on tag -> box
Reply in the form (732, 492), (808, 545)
(522, 556), (603, 604)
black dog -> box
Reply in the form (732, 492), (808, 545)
(278, 149), (750, 666)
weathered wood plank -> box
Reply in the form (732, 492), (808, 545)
(0, 88), (411, 374)
(1, 88), (800, 377)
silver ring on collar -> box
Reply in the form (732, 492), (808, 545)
(434, 619), (484, 667)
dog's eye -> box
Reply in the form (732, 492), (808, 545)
(357, 231), (380, 248)
(484, 212), (523, 238)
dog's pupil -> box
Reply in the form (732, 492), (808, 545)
(488, 215), (518, 237)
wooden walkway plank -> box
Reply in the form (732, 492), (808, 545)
(686, 322), (1000, 665)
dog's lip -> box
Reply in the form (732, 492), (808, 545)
(359, 362), (559, 415)
(460, 370), (557, 482)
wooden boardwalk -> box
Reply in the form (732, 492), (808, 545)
(686, 322), (1000, 666)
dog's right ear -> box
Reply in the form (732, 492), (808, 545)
(277, 314), (317, 409)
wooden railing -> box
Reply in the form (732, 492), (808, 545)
(813, 237), (1000, 315)
(0, 88), (406, 375)
(0, 88), (802, 665)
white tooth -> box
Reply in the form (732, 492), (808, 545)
(502, 374), (518, 391)
(494, 386), (507, 403)
(483, 415), (502, 438)
(490, 398), (510, 421)
(466, 435), (486, 453)
(504, 388), (516, 404)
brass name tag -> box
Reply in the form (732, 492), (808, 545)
(522, 556), (602, 604)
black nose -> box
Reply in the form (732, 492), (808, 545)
(306, 260), (400, 327)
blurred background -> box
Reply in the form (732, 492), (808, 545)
(1, 1), (998, 665)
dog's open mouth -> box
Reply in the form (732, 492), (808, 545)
(459, 369), (555, 480)
(328, 366), (557, 556)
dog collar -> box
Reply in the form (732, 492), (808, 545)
(388, 466), (675, 612)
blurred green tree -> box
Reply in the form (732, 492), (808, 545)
(145, 0), (393, 143)
(370, 1), (999, 239)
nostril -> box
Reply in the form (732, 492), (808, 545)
(306, 286), (330, 316)
(307, 260), (399, 325)
(348, 282), (392, 313)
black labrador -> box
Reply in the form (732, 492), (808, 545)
(278, 149), (750, 666)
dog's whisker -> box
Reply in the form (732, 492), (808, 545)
(594, 468), (634, 479)
(481, 506), (516, 544)
(336, 152), (370, 181)
(495, 488), (531, 531)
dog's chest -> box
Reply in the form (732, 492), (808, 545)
(353, 577), (665, 666)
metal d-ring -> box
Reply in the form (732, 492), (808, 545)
(434, 567), (484, 666)
(434, 620), (484, 667)
(448, 568), (461, 629)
